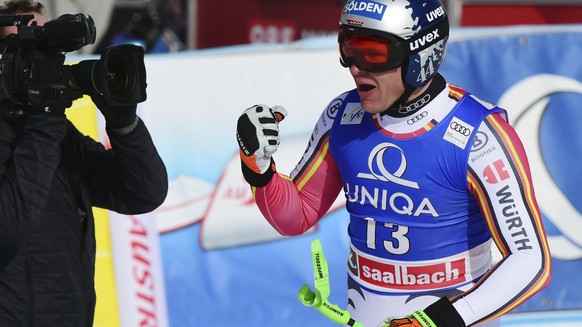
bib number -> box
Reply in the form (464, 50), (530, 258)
(365, 217), (410, 255)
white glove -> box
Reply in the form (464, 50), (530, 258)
(236, 104), (287, 174)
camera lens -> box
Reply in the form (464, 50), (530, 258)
(106, 57), (128, 94)
(71, 44), (146, 105)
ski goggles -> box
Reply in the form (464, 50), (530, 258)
(338, 28), (405, 72)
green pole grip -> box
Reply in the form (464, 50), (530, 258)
(297, 239), (365, 327)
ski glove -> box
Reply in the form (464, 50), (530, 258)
(236, 104), (286, 187)
(378, 313), (432, 327)
(378, 297), (466, 327)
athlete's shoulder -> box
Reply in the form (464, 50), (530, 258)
(447, 83), (468, 101)
(318, 88), (360, 123)
(446, 83), (493, 107)
(446, 83), (507, 118)
(446, 83), (493, 108)
(325, 89), (358, 111)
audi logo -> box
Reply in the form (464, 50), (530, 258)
(450, 121), (471, 136)
(407, 111), (428, 125)
(399, 94), (431, 114)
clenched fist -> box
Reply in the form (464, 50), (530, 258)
(236, 104), (287, 186)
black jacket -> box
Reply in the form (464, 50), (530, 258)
(0, 114), (168, 326)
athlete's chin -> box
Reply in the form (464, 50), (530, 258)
(360, 99), (385, 114)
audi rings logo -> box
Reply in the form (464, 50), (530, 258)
(407, 111), (428, 125)
(450, 121), (471, 136)
(443, 116), (474, 149)
(399, 94), (431, 114)
(357, 142), (420, 189)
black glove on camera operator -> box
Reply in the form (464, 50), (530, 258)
(68, 64), (138, 132)
(88, 89), (138, 132)
(66, 59), (139, 132)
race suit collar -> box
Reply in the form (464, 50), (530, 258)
(382, 73), (446, 118)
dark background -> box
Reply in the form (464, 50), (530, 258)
(93, 0), (582, 53)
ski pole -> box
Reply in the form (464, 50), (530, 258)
(298, 239), (365, 327)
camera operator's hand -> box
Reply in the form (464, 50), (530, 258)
(90, 92), (137, 130)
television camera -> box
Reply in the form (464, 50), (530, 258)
(0, 13), (146, 118)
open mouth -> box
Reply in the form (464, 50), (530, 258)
(358, 84), (375, 92)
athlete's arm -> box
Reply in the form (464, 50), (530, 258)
(453, 112), (551, 325)
(253, 111), (344, 236)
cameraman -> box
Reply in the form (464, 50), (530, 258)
(0, 1), (168, 326)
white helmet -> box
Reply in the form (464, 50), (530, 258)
(339, 0), (449, 88)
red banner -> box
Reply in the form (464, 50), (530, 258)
(194, 0), (342, 49)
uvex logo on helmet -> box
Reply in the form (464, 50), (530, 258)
(426, 5), (445, 22)
(409, 27), (442, 51)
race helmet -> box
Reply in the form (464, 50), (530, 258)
(339, 0), (449, 88)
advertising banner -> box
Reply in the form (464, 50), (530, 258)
(109, 212), (169, 327)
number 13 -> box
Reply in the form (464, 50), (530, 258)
(365, 218), (410, 255)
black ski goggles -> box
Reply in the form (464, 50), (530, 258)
(338, 28), (405, 72)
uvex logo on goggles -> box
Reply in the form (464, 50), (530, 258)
(343, 0), (387, 21)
